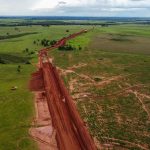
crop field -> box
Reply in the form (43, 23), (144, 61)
(0, 21), (150, 149)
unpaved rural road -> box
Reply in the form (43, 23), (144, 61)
(29, 30), (96, 150)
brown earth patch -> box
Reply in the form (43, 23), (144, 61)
(68, 63), (87, 70)
(29, 91), (58, 150)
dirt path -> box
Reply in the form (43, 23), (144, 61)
(101, 137), (149, 150)
(29, 91), (58, 150)
(129, 90), (150, 120)
(59, 67), (95, 83)
(95, 75), (123, 87)
(68, 63), (87, 70)
(60, 65), (125, 87)
(29, 30), (96, 150)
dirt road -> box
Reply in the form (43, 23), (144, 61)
(29, 30), (96, 150)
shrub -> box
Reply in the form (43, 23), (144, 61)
(25, 48), (29, 53)
(17, 65), (21, 73)
(41, 39), (57, 47)
(33, 41), (36, 44)
(58, 44), (76, 51)
(0, 58), (5, 64)
(25, 61), (31, 64)
(29, 51), (35, 55)
(50, 40), (57, 46)
(79, 46), (82, 50)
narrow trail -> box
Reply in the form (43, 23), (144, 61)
(101, 137), (149, 150)
(29, 30), (96, 150)
(130, 90), (150, 120)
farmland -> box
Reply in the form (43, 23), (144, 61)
(0, 19), (150, 149)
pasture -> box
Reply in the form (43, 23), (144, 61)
(0, 22), (150, 149)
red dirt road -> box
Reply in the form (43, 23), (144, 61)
(30, 30), (96, 150)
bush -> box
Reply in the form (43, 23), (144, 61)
(29, 51), (35, 55)
(41, 39), (50, 47)
(25, 48), (29, 53)
(58, 44), (76, 51)
(17, 65), (21, 73)
(33, 41), (36, 44)
(25, 61), (31, 64)
(79, 46), (82, 50)
(0, 58), (5, 64)
(50, 40), (57, 46)
(41, 39), (57, 47)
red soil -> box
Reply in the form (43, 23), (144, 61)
(29, 30), (96, 150)
(29, 91), (57, 150)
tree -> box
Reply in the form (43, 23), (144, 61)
(30, 51), (35, 55)
(41, 39), (51, 47)
(17, 65), (21, 73)
(41, 39), (47, 46)
(79, 46), (82, 50)
(58, 44), (76, 51)
(25, 48), (29, 53)
(50, 40), (57, 46)
(0, 58), (5, 64)
(25, 61), (31, 64)
(33, 40), (36, 44)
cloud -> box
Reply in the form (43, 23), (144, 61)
(31, 0), (96, 10)
(0, 0), (150, 16)
(58, 1), (67, 5)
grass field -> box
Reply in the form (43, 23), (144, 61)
(0, 25), (91, 150)
(0, 22), (150, 149)
(50, 25), (150, 149)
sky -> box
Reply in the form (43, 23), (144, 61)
(0, 0), (150, 17)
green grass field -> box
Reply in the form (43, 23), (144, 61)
(50, 25), (150, 149)
(0, 25), (92, 150)
(0, 22), (150, 149)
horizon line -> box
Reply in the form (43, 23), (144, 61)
(0, 16), (150, 18)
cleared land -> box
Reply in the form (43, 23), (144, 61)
(0, 22), (150, 149)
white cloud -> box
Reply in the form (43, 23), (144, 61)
(31, 0), (97, 10)
(0, 0), (150, 16)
